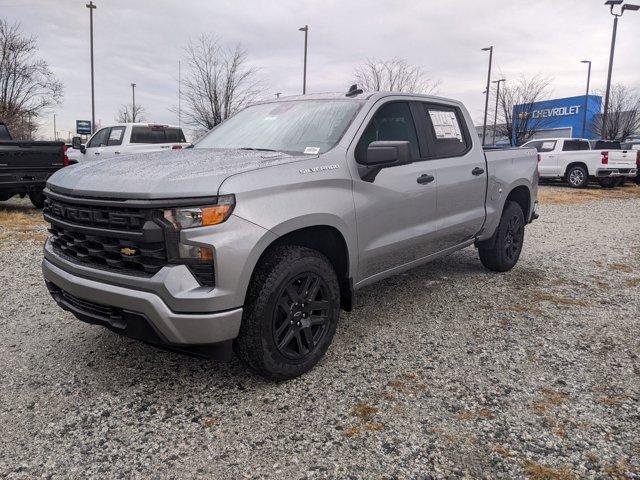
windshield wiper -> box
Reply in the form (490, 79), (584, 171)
(239, 147), (278, 152)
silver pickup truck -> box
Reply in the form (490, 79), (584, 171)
(41, 89), (538, 379)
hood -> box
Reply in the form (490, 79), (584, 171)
(47, 148), (310, 199)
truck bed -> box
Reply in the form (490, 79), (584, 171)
(0, 140), (66, 197)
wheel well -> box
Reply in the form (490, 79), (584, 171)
(505, 186), (530, 218)
(564, 162), (588, 178)
(260, 226), (353, 311)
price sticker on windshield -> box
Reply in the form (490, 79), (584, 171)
(304, 147), (320, 154)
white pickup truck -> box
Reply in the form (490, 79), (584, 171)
(521, 137), (637, 188)
(69, 123), (190, 162)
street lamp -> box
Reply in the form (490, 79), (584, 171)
(602, 1), (639, 138)
(298, 25), (309, 94)
(86, 1), (97, 134)
(131, 83), (136, 122)
(275, 92), (282, 99)
(491, 78), (505, 146)
(580, 60), (592, 138)
(481, 46), (493, 146)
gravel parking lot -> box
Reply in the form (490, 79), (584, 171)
(1, 185), (639, 479)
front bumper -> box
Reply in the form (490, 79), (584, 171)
(43, 257), (242, 346)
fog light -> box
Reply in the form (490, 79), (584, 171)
(178, 243), (214, 262)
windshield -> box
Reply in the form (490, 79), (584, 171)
(194, 100), (363, 154)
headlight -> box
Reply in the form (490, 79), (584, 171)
(163, 195), (235, 230)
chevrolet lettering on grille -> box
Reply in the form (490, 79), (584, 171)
(47, 200), (146, 229)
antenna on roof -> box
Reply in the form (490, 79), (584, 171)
(346, 84), (363, 97)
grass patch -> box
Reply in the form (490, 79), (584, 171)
(350, 403), (379, 421)
(609, 263), (633, 273)
(0, 206), (47, 247)
(530, 291), (587, 307)
(523, 461), (574, 480)
(538, 184), (640, 205)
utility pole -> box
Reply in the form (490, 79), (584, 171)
(298, 25), (309, 94)
(131, 83), (136, 122)
(580, 60), (592, 138)
(86, 1), (97, 134)
(53, 113), (57, 141)
(178, 60), (181, 127)
(602, 1), (639, 138)
(481, 46), (493, 146)
(491, 78), (505, 146)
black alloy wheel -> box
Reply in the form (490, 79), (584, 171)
(503, 213), (524, 262)
(272, 273), (331, 360)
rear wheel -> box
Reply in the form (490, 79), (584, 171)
(478, 201), (525, 272)
(614, 177), (625, 187)
(566, 165), (588, 188)
(234, 245), (340, 380)
(28, 190), (45, 208)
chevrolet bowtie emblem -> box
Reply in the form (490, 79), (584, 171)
(120, 247), (137, 256)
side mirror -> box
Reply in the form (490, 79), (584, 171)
(71, 136), (82, 149)
(362, 140), (412, 167)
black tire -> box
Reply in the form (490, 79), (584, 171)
(478, 201), (525, 272)
(614, 177), (625, 187)
(234, 245), (340, 380)
(0, 193), (13, 202)
(565, 165), (588, 188)
(28, 190), (45, 208)
(598, 178), (615, 189)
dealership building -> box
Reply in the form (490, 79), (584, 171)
(478, 94), (604, 145)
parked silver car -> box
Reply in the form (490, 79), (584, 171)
(42, 89), (538, 379)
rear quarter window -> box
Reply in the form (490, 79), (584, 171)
(130, 126), (186, 144)
(421, 104), (470, 158)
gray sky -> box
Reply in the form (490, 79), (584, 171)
(2, 0), (639, 140)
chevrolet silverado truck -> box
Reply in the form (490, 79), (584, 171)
(42, 89), (538, 379)
(521, 137), (637, 188)
(69, 123), (189, 162)
(0, 122), (68, 208)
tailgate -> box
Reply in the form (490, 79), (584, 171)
(0, 141), (65, 171)
(608, 151), (638, 169)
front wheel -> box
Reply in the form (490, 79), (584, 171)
(234, 245), (340, 380)
(478, 201), (525, 272)
(566, 165), (589, 188)
(28, 190), (45, 208)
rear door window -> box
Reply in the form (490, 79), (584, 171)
(420, 104), (470, 158)
(107, 127), (125, 146)
(562, 140), (590, 151)
(130, 125), (186, 144)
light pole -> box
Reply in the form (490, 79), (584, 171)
(275, 92), (282, 99)
(53, 113), (57, 141)
(131, 83), (136, 122)
(298, 25), (309, 94)
(491, 78), (505, 146)
(86, 1), (97, 134)
(481, 46), (493, 146)
(602, 1), (639, 138)
(580, 60), (592, 138)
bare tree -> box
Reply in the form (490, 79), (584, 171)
(116, 103), (146, 123)
(0, 18), (63, 139)
(353, 57), (440, 94)
(179, 35), (261, 131)
(494, 75), (553, 145)
(593, 84), (640, 140)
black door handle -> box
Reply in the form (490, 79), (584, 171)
(472, 167), (485, 176)
(417, 174), (435, 184)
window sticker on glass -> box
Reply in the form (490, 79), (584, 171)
(109, 129), (123, 141)
(541, 141), (556, 150)
(304, 147), (320, 154)
(429, 110), (463, 142)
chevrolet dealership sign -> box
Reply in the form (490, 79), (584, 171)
(513, 95), (602, 141)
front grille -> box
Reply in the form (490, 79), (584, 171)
(48, 223), (168, 275)
(43, 192), (215, 287)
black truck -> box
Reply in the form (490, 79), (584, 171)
(0, 122), (68, 208)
